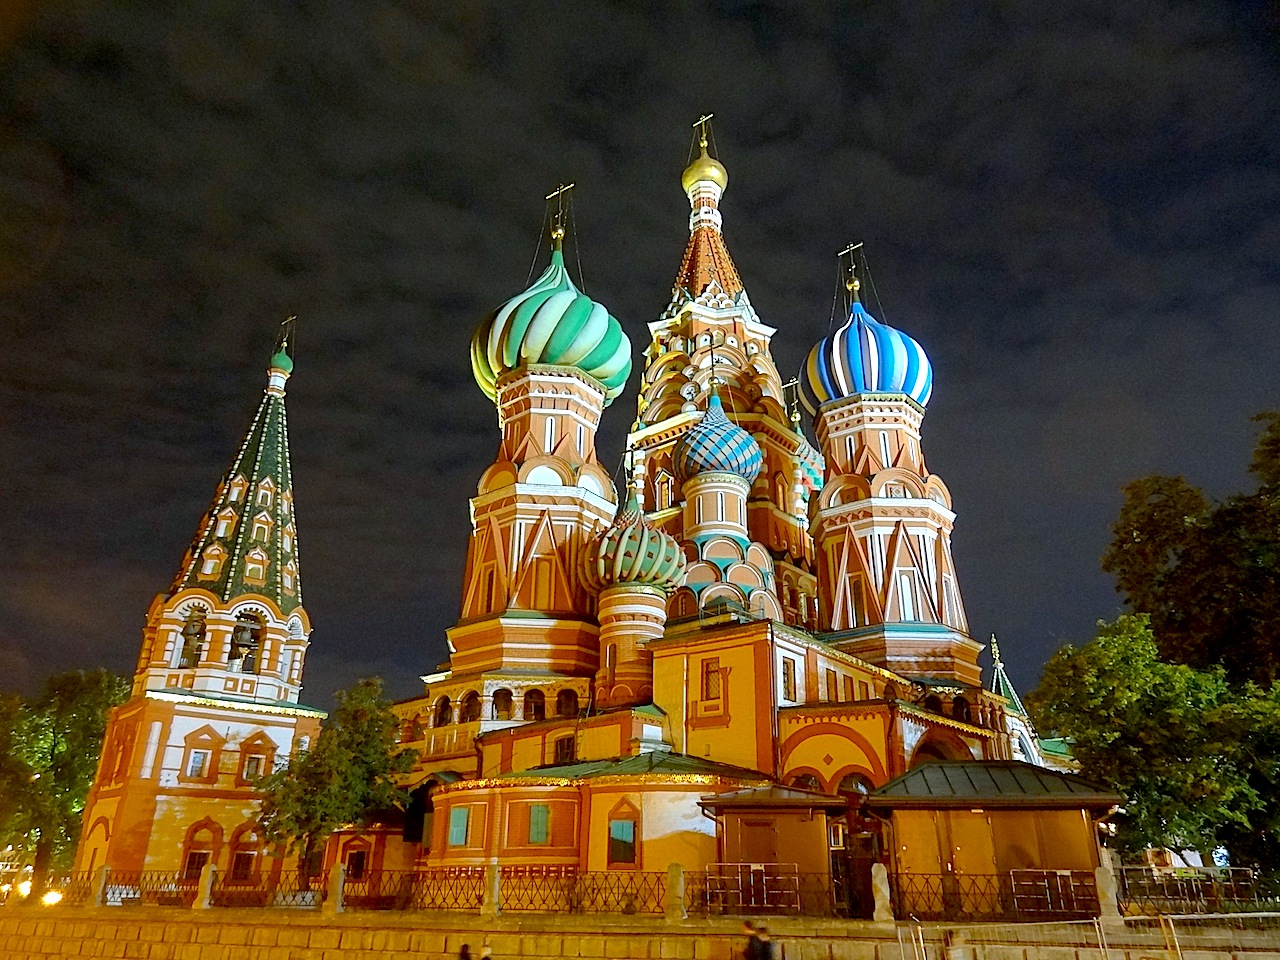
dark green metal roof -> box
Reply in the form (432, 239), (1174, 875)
(498, 751), (768, 782)
(867, 761), (1119, 810)
(169, 322), (303, 615)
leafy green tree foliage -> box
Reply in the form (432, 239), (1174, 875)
(257, 677), (413, 873)
(1029, 615), (1268, 855)
(0, 670), (129, 893)
(1102, 411), (1280, 685)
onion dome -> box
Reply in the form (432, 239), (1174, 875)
(672, 394), (763, 484)
(799, 299), (934, 415)
(471, 246), (632, 405)
(681, 141), (728, 195)
(269, 346), (293, 374)
(581, 492), (686, 593)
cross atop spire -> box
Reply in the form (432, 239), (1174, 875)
(545, 182), (575, 249)
(839, 242), (863, 306)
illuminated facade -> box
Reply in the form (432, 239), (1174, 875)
(76, 323), (323, 877)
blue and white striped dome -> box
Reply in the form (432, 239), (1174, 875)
(673, 395), (763, 484)
(799, 301), (933, 415)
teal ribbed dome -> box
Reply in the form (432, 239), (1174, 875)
(269, 348), (293, 373)
(581, 493), (686, 593)
(471, 248), (632, 405)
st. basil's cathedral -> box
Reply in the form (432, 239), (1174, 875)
(76, 123), (1108, 917)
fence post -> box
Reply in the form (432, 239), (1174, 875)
(871, 863), (894, 922)
(664, 863), (686, 921)
(193, 864), (214, 910)
(322, 862), (345, 915)
(1095, 848), (1120, 920)
(91, 866), (109, 907)
(481, 862), (500, 917)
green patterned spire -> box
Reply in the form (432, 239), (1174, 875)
(170, 320), (302, 614)
(990, 635), (1027, 717)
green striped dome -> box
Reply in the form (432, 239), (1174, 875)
(581, 493), (686, 593)
(472, 248), (632, 405)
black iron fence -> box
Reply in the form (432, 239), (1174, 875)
(210, 869), (326, 908)
(103, 870), (199, 908)
(1117, 867), (1263, 916)
(407, 867), (486, 912)
(685, 864), (841, 918)
(498, 866), (665, 915)
(891, 871), (1099, 922)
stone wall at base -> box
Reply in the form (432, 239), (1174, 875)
(0, 908), (894, 960)
(3, 908), (1277, 960)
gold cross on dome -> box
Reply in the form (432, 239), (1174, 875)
(545, 182), (575, 244)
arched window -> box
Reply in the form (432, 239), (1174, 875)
(524, 689), (545, 722)
(229, 613), (262, 674)
(458, 692), (481, 723)
(951, 696), (972, 724)
(433, 696), (452, 728)
(177, 610), (207, 668)
(228, 823), (263, 882)
(555, 689), (579, 718)
(492, 689), (513, 720)
(923, 694), (944, 714)
(181, 819), (220, 881)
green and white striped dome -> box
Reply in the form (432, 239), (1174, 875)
(471, 248), (632, 405)
(581, 493), (686, 593)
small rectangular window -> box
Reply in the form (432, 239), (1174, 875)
(825, 669), (837, 702)
(183, 851), (210, 881)
(701, 658), (721, 700)
(230, 851), (257, 881)
(448, 806), (469, 847)
(243, 755), (264, 780)
(529, 803), (550, 845)
(608, 818), (636, 864)
(345, 850), (367, 880)
(782, 658), (797, 702)
(187, 749), (210, 778)
(898, 572), (916, 620)
(843, 676), (855, 702)
(860, 681), (872, 700)
(554, 736), (576, 764)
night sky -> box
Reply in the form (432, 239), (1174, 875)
(2, 2), (1278, 712)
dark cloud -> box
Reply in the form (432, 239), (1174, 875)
(2, 0), (1278, 708)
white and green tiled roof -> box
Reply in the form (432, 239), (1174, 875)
(170, 323), (303, 614)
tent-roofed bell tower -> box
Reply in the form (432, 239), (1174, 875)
(76, 321), (324, 876)
(629, 117), (823, 629)
(800, 250), (982, 685)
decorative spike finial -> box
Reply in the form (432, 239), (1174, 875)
(545, 182), (575, 249)
(990, 633), (1002, 664)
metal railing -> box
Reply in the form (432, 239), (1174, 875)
(47, 871), (96, 906)
(1117, 866), (1262, 915)
(210, 869), (326, 908)
(103, 870), (199, 907)
(342, 870), (417, 910)
(890, 871), (1098, 922)
(406, 867), (485, 912)
(1123, 912), (1280, 957)
(685, 863), (840, 917)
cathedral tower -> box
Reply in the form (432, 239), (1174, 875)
(76, 322), (324, 875)
(452, 199), (631, 678)
(630, 120), (823, 629)
(800, 260), (981, 685)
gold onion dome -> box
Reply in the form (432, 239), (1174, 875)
(681, 141), (728, 194)
(471, 246), (632, 405)
(581, 492), (686, 594)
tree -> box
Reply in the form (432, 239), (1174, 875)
(257, 677), (413, 874)
(1102, 410), (1280, 685)
(0, 670), (130, 897)
(1029, 614), (1266, 855)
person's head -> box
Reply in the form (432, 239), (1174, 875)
(743, 920), (756, 935)
(480, 948), (492, 960)
(459, 945), (471, 960)
(756, 927), (769, 941)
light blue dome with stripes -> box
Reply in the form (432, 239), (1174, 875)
(799, 301), (933, 415)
